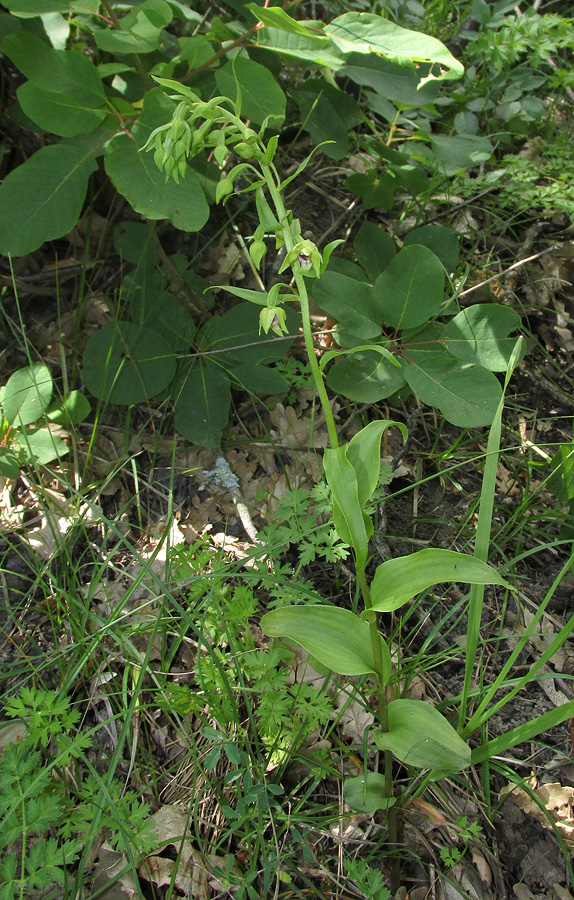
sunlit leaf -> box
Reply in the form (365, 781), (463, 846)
(375, 700), (471, 771)
(0, 365), (53, 426)
(443, 304), (522, 371)
(370, 548), (512, 613)
(261, 605), (389, 677)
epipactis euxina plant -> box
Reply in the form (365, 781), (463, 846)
(146, 55), (574, 881)
(142, 74), (500, 798)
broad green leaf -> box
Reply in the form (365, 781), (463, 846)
(260, 605), (387, 676)
(113, 221), (159, 266)
(373, 245), (444, 331)
(3, 0), (73, 11)
(231, 363), (289, 395)
(130, 291), (196, 352)
(375, 700), (471, 771)
(390, 159), (430, 195)
(5, 34), (107, 135)
(311, 270), (382, 340)
(323, 446), (370, 566)
(0, 365), (52, 426)
(454, 110), (479, 135)
(199, 303), (297, 366)
(404, 344), (502, 427)
(164, 0), (201, 23)
(215, 56), (286, 126)
(82, 322), (176, 405)
(297, 77), (363, 130)
(325, 13), (464, 82)
(366, 91), (399, 123)
(94, 0), (173, 54)
(0, 449), (21, 479)
(290, 76), (361, 160)
(321, 344), (399, 371)
(353, 222), (396, 280)
(0, 143), (97, 257)
(327, 351), (407, 402)
(98, 62), (132, 78)
(403, 225), (460, 273)
(341, 52), (440, 105)
(345, 170), (396, 210)
(370, 548), (511, 613)
(174, 36), (215, 69)
(0, 12), (21, 42)
(246, 4), (316, 37)
(19, 427), (68, 466)
(428, 134), (492, 175)
(443, 304), (522, 372)
(2, 31), (53, 80)
(323, 258), (366, 281)
(346, 420), (407, 506)
(4, 30), (105, 100)
(18, 81), (106, 136)
(173, 362), (231, 447)
(257, 27), (345, 70)
(46, 391), (91, 425)
(344, 773), (396, 814)
(290, 89), (350, 160)
(105, 133), (209, 232)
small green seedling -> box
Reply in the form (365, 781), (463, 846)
(0, 365), (90, 478)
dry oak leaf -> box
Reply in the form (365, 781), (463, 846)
(139, 805), (208, 899)
(501, 780), (574, 851)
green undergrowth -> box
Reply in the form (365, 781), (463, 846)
(1, 413), (574, 896)
(1, 0), (574, 897)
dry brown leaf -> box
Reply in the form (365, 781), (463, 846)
(438, 859), (492, 900)
(92, 845), (139, 899)
(210, 532), (252, 560)
(334, 693), (374, 743)
(407, 796), (448, 827)
(287, 646), (329, 692)
(553, 884), (574, 900)
(202, 231), (245, 283)
(0, 477), (25, 530)
(405, 675), (426, 701)
(471, 848), (492, 887)
(83, 293), (114, 329)
(501, 781), (574, 851)
(524, 254), (564, 308)
(140, 806), (207, 898)
(22, 499), (102, 560)
(507, 608), (568, 673)
(270, 401), (330, 449)
(0, 721), (27, 751)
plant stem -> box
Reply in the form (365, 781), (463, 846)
(357, 566), (387, 723)
(358, 563), (400, 890)
(261, 164), (339, 449)
(295, 272), (339, 449)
